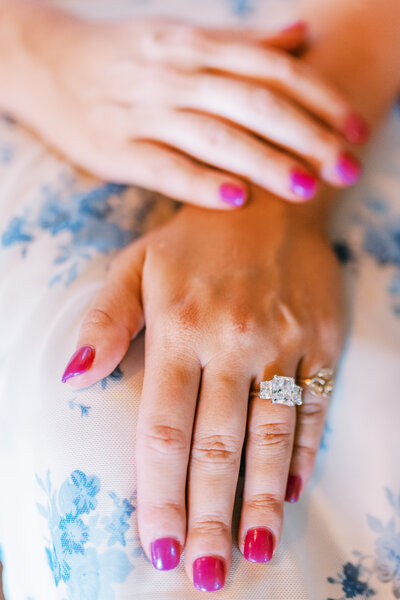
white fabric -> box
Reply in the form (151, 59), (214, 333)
(0, 1), (400, 599)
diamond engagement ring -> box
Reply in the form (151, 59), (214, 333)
(298, 368), (335, 398)
(251, 375), (303, 407)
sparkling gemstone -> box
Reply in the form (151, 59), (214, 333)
(260, 376), (302, 406)
(307, 368), (335, 397)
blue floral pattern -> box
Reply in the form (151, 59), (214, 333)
(1, 179), (158, 287)
(229, 0), (253, 15)
(67, 365), (125, 417)
(334, 196), (400, 317)
(328, 488), (400, 598)
(36, 470), (142, 599)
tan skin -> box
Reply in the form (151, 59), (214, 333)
(70, 189), (344, 584)
(1, 0), (399, 593)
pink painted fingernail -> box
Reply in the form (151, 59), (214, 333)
(193, 556), (225, 592)
(61, 345), (95, 383)
(151, 538), (181, 571)
(336, 152), (362, 185)
(290, 170), (318, 199)
(285, 474), (302, 503)
(280, 20), (308, 33)
(219, 183), (247, 207)
(244, 527), (274, 563)
(344, 113), (370, 145)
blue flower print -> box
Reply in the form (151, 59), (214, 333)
(60, 515), (89, 554)
(67, 547), (100, 600)
(229, 0), (253, 15)
(2, 216), (34, 247)
(328, 488), (400, 599)
(45, 536), (71, 586)
(1, 177), (161, 287)
(104, 493), (135, 547)
(101, 365), (124, 390)
(37, 470), (139, 599)
(334, 195), (400, 317)
(373, 529), (400, 597)
(60, 470), (101, 516)
(328, 560), (376, 599)
(79, 404), (91, 417)
(342, 562), (375, 598)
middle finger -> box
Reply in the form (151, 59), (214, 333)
(177, 74), (362, 187)
(184, 359), (250, 592)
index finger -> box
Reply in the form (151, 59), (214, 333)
(136, 328), (201, 571)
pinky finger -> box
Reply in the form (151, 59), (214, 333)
(104, 141), (248, 210)
(286, 364), (336, 503)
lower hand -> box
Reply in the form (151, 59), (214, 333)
(62, 190), (344, 591)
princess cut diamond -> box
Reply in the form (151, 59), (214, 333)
(260, 375), (303, 406)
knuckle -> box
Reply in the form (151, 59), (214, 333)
(139, 499), (183, 522)
(148, 151), (180, 186)
(84, 307), (114, 330)
(271, 302), (303, 342)
(139, 424), (188, 456)
(201, 119), (230, 150)
(293, 442), (318, 464)
(147, 24), (209, 57)
(191, 434), (242, 466)
(247, 87), (277, 118)
(222, 310), (259, 348)
(245, 493), (282, 517)
(169, 299), (201, 331)
(191, 518), (230, 538)
(299, 400), (327, 422)
(249, 422), (293, 450)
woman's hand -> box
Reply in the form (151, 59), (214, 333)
(62, 191), (344, 591)
(2, 2), (368, 207)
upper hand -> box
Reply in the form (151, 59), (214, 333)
(12, 9), (367, 207)
(61, 191), (345, 591)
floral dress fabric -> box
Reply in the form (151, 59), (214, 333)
(0, 1), (399, 599)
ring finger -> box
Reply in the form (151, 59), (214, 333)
(239, 364), (298, 563)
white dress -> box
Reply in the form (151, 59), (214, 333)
(0, 1), (399, 599)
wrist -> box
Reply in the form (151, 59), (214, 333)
(0, 1), (74, 120)
(0, 1), (36, 115)
(178, 186), (334, 240)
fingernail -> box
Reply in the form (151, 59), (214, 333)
(244, 527), (274, 563)
(61, 345), (95, 383)
(336, 152), (362, 185)
(193, 556), (225, 592)
(219, 183), (247, 207)
(280, 20), (308, 33)
(344, 113), (370, 145)
(290, 170), (318, 199)
(151, 538), (181, 571)
(285, 474), (302, 503)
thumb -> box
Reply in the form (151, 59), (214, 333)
(61, 242), (146, 388)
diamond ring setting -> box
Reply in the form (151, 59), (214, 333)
(299, 368), (335, 398)
(258, 375), (303, 407)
